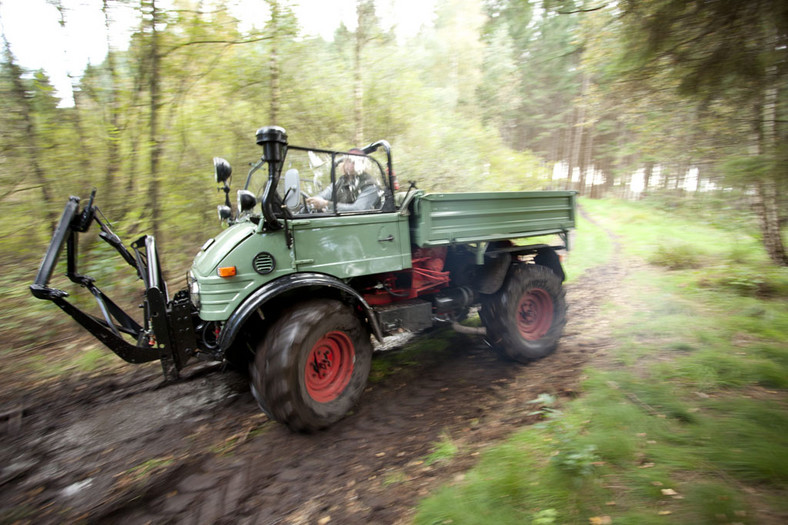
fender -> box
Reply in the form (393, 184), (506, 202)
(533, 246), (566, 282)
(476, 245), (566, 296)
(218, 272), (383, 351)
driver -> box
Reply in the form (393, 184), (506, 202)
(306, 149), (381, 212)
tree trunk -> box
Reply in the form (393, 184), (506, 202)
(270, 38), (280, 124)
(578, 126), (593, 196)
(753, 180), (787, 265)
(754, 67), (787, 266)
(102, 0), (122, 213)
(268, 0), (281, 126)
(125, 76), (144, 222)
(147, 0), (163, 242)
(564, 107), (578, 190)
(53, 1), (92, 182)
(641, 161), (654, 200)
(353, 7), (364, 145)
(2, 36), (58, 228)
(569, 74), (589, 192)
(662, 165), (671, 190)
(674, 166), (686, 193)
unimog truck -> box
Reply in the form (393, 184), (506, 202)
(31, 126), (576, 432)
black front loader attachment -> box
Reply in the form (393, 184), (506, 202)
(30, 193), (197, 381)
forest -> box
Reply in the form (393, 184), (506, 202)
(0, 0), (785, 356)
(1, 0), (786, 266)
(1, 1), (787, 522)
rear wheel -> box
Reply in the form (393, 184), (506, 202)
(480, 263), (566, 362)
(250, 299), (372, 432)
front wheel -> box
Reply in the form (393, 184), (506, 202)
(251, 299), (372, 432)
(480, 263), (567, 362)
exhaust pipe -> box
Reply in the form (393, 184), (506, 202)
(451, 322), (487, 336)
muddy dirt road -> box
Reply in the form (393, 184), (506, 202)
(1, 231), (623, 524)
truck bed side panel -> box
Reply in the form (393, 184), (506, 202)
(410, 191), (576, 247)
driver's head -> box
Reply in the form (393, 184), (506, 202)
(342, 148), (364, 176)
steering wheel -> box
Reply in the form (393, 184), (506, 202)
(300, 189), (316, 213)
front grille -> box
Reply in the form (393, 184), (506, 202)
(253, 252), (276, 275)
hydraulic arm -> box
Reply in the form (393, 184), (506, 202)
(30, 192), (196, 380)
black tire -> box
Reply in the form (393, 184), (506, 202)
(250, 299), (372, 432)
(480, 263), (567, 363)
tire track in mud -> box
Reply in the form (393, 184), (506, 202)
(1, 207), (626, 525)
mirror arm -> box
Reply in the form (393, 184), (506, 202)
(244, 158), (265, 188)
(282, 187), (295, 218)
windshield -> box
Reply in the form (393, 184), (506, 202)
(245, 146), (390, 216)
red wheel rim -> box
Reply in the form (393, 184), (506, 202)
(516, 289), (554, 340)
(305, 331), (355, 403)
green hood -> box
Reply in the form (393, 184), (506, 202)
(192, 222), (255, 275)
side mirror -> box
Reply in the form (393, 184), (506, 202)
(283, 169), (301, 211)
(214, 157), (232, 184)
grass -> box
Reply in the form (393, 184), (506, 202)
(116, 456), (176, 489)
(424, 432), (459, 466)
(415, 196), (788, 525)
(369, 332), (453, 383)
(566, 205), (615, 282)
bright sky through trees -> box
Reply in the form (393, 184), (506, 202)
(0, 0), (436, 104)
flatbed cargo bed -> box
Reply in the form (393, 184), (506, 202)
(410, 191), (576, 247)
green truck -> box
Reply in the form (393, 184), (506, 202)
(31, 127), (576, 432)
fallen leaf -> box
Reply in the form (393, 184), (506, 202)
(661, 488), (678, 496)
(589, 516), (612, 525)
(658, 511), (672, 516)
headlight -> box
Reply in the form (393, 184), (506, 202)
(237, 189), (257, 214)
(187, 271), (200, 310)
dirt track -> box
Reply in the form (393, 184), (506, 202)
(1, 217), (622, 524)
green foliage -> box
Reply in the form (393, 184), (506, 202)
(700, 265), (788, 299)
(424, 432), (459, 465)
(580, 196), (769, 265)
(562, 202), (615, 282)
(529, 508), (558, 525)
(480, 0), (581, 157)
(416, 197), (787, 524)
(641, 191), (759, 233)
(1, 0), (785, 398)
(685, 482), (751, 525)
(648, 243), (703, 270)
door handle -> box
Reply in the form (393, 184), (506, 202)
(378, 234), (394, 243)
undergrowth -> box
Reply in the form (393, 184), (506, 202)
(415, 197), (788, 525)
